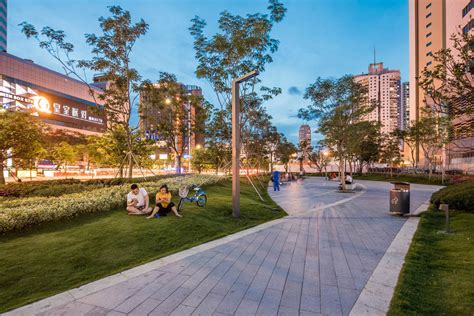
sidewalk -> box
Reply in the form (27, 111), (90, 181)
(6, 178), (441, 315)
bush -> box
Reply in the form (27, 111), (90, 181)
(0, 174), (183, 198)
(0, 175), (221, 233)
(430, 182), (474, 212)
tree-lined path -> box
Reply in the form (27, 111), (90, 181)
(10, 178), (441, 316)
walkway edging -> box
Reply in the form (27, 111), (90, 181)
(349, 199), (430, 315)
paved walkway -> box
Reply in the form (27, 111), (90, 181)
(9, 178), (441, 316)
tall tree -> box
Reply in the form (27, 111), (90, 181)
(275, 137), (297, 173)
(189, 1), (286, 169)
(418, 30), (473, 156)
(379, 133), (402, 177)
(20, 6), (149, 178)
(299, 76), (373, 190)
(0, 112), (45, 184)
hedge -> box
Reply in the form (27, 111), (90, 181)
(430, 181), (474, 212)
(0, 174), (182, 198)
(0, 175), (221, 233)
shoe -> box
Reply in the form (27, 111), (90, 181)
(154, 214), (160, 219)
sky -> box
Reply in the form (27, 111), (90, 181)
(7, 0), (409, 144)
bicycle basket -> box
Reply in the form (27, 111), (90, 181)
(179, 186), (190, 198)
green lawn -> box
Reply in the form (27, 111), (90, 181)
(389, 210), (474, 315)
(0, 179), (285, 313)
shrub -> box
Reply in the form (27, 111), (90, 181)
(430, 182), (474, 212)
(0, 174), (183, 198)
(0, 175), (221, 233)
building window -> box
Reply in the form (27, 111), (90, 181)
(426, 12), (432, 18)
(463, 0), (473, 17)
(426, 32), (432, 37)
(426, 61), (432, 66)
(426, 3), (432, 9)
(426, 22), (432, 28)
(426, 41), (432, 47)
(426, 51), (433, 56)
(462, 19), (474, 34)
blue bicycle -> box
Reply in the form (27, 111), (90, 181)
(177, 184), (207, 211)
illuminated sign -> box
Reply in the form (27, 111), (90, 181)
(32, 96), (51, 113)
(1, 91), (104, 125)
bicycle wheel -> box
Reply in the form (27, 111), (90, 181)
(178, 198), (185, 211)
(196, 194), (207, 207)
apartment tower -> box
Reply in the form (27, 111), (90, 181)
(298, 124), (311, 145)
(409, 0), (473, 169)
(354, 62), (401, 135)
(399, 82), (410, 130)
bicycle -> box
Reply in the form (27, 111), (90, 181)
(177, 184), (207, 211)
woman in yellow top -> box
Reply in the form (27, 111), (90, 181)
(147, 184), (182, 219)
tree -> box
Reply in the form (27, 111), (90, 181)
(275, 138), (297, 173)
(299, 76), (373, 190)
(191, 147), (210, 174)
(308, 142), (331, 174)
(189, 1), (286, 170)
(0, 111), (45, 184)
(417, 111), (450, 178)
(298, 139), (312, 172)
(418, 30), (473, 159)
(20, 6), (149, 178)
(348, 121), (381, 174)
(51, 142), (79, 173)
(380, 133), (402, 177)
(141, 72), (208, 174)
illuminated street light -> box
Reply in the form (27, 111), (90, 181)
(232, 70), (259, 218)
(165, 98), (171, 105)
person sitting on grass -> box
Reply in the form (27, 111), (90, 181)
(126, 184), (152, 215)
(147, 184), (182, 219)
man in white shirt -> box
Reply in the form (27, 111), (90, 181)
(126, 184), (152, 215)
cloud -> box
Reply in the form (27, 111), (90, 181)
(288, 86), (302, 95)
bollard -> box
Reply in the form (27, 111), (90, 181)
(439, 203), (449, 233)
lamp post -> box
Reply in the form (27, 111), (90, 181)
(232, 70), (259, 218)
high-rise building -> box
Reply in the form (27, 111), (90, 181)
(0, 0), (6, 52)
(399, 82), (410, 130)
(139, 84), (205, 166)
(298, 124), (311, 145)
(409, 0), (473, 170)
(354, 62), (401, 135)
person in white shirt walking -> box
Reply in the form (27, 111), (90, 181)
(126, 184), (152, 215)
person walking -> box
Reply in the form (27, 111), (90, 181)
(272, 170), (281, 191)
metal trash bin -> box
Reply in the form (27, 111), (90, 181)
(389, 182), (410, 215)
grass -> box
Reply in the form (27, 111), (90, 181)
(389, 209), (474, 315)
(0, 179), (285, 313)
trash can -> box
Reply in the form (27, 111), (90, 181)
(389, 182), (410, 215)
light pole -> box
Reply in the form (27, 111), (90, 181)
(232, 70), (259, 218)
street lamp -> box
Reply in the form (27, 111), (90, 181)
(232, 70), (259, 218)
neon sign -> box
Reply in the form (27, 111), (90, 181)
(32, 96), (52, 113)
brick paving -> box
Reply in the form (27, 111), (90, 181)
(25, 178), (440, 316)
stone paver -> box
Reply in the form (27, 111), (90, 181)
(7, 178), (441, 316)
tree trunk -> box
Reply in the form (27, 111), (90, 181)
(176, 155), (182, 175)
(128, 153), (133, 179)
(339, 156), (346, 191)
(0, 159), (5, 185)
(270, 152), (273, 173)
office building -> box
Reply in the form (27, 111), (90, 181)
(139, 84), (205, 165)
(354, 62), (401, 135)
(0, 0), (6, 52)
(0, 52), (106, 135)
